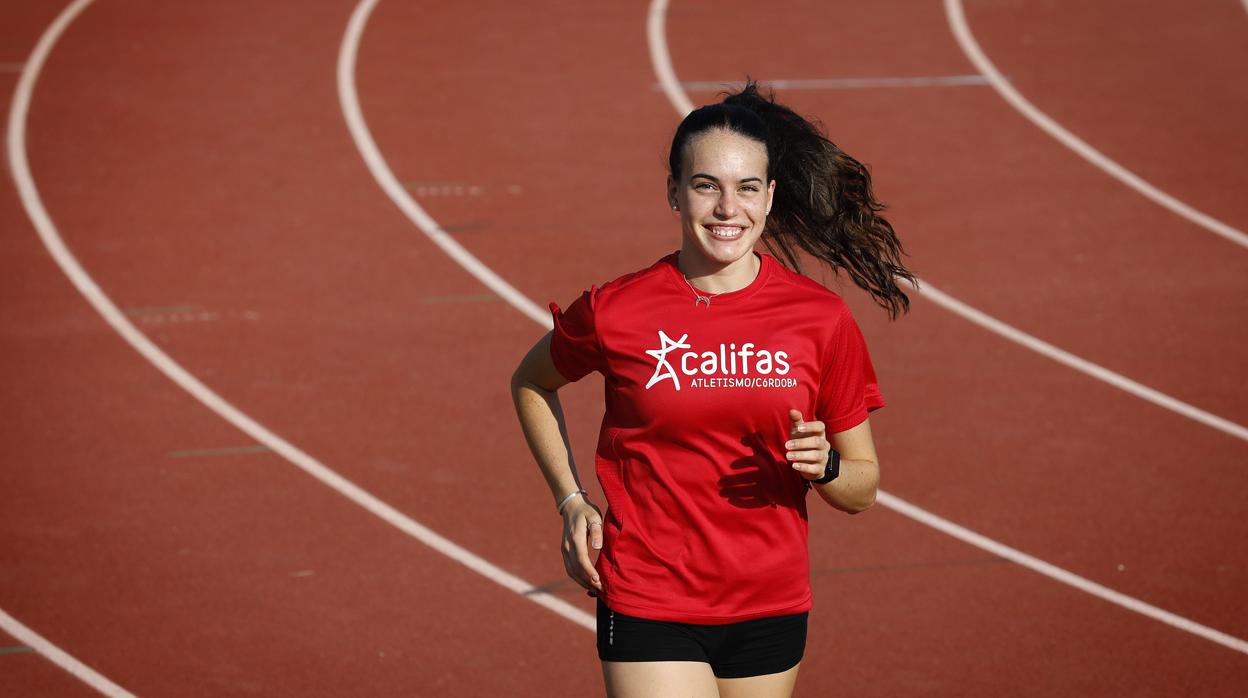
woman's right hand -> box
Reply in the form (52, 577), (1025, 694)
(560, 496), (605, 597)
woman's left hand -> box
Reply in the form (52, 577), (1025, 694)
(784, 409), (829, 481)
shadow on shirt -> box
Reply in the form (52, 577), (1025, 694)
(716, 432), (800, 510)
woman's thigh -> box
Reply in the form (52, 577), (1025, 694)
(602, 660), (720, 698)
(716, 662), (801, 698)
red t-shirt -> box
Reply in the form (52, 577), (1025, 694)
(549, 251), (885, 623)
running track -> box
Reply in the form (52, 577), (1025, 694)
(2, 0), (1246, 695)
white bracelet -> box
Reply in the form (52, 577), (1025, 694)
(556, 489), (587, 514)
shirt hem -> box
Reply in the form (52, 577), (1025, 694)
(602, 595), (813, 624)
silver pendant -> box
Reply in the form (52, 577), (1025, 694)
(695, 295), (712, 307)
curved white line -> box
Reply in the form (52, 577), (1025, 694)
(945, 0), (1248, 250)
(6, 3), (141, 694)
(340, 2), (591, 632)
(646, 0), (693, 115)
(877, 492), (1248, 654)
(339, 2), (549, 328)
(642, 0), (1247, 656)
(16, 20), (592, 698)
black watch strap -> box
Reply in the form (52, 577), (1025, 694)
(812, 448), (841, 484)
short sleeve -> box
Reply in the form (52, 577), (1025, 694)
(815, 307), (886, 433)
(548, 286), (607, 382)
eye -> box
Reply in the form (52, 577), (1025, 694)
(740, 185), (759, 193)
(693, 182), (716, 192)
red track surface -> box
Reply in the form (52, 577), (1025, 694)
(2, 0), (1245, 695)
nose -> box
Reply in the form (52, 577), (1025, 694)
(714, 190), (739, 218)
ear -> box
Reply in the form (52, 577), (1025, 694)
(666, 174), (679, 210)
(765, 179), (776, 215)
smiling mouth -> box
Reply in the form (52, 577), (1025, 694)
(706, 225), (746, 240)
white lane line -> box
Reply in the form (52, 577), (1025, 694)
(945, 0), (1248, 250)
(919, 282), (1247, 441)
(16, 16), (594, 698)
(646, 0), (693, 115)
(340, 1), (593, 632)
(645, 0), (1247, 656)
(338, 1), (549, 328)
(878, 492), (1248, 655)
(669, 75), (991, 91)
(6, 2), (142, 694)
(0, 609), (134, 698)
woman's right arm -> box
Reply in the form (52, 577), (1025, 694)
(510, 331), (605, 597)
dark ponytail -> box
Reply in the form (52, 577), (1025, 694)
(669, 81), (918, 319)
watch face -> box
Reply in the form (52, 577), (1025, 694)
(814, 449), (840, 483)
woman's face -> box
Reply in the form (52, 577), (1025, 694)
(667, 128), (775, 273)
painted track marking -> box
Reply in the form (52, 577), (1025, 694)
(339, 0), (594, 628)
(945, 0), (1248, 250)
(650, 0), (1246, 656)
(0, 609), (133, 697)
(669, 75), (991, 91)
(167, 445), (273, 458)
(338, 0), (549, 328)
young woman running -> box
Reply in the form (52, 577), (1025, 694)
(511, 83), (916, 698)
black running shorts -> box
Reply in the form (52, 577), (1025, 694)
(596, 599), (808, 679)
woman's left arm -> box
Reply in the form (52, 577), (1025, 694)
(784, 410), (879, 514)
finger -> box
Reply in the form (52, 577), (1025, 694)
(588, 519), (603, 550)
(561, 525), (597, 592)
(784, 435), (826, 451)
(561, 540), (593, 591)
(804, 420), (826, 436)
(562, 560), (592, 592)
(785, 449), (826, 464)
(791, 461), (822, 478)
(788, 409), (804, 427)
(573, 527), (602, 591)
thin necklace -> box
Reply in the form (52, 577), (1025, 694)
(681, 275), (722, 307)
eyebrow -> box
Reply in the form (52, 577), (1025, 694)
(690, 173), (765, 184)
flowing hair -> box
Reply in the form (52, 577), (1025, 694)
(668, 81), (918, 319)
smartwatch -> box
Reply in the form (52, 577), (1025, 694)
(811, 447), (841, 485)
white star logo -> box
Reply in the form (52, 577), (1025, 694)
(645, 330), (691, 390)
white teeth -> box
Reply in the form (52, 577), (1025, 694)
(708, 226), (744, 239)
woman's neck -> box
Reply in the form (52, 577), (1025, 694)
(677, 248), (761, 294)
